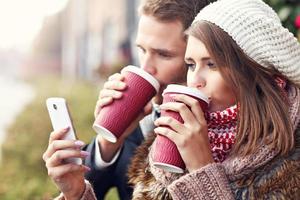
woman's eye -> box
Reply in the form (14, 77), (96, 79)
(207, 61), (217, 69)
(185, 63), (195, 71)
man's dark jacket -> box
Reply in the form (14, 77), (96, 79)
(83, 126), (144, 200)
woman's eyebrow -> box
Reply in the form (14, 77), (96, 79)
(185, 56), (211, 62)
(200, 57), (211, 61)
(184, 57), (194, 62)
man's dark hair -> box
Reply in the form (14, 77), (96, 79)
(139, 0), (212, 30)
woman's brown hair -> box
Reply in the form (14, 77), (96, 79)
(186, 21), (294, 156)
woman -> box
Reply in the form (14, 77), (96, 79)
(128, 0), (300, 199)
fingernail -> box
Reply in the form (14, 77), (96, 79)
(80, 151), (90, 156)
(63, 127), (70, 132)
(116, 92), (122, 98)
(120, 82), (127, 88)
(74, 140), (85, 147)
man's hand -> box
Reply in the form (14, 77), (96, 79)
(94, 73), (153, 162)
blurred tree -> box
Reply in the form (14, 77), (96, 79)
(31, 12), (62, 58)
(23, 12), (63, 77)
(264, 0), (300, 40)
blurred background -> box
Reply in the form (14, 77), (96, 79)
(0, 0), (299, 199)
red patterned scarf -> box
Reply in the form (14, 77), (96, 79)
(207, 105), (238, 162)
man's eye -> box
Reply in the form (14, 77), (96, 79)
(137, 46), (146, 53)
(158, 52), (171, 58)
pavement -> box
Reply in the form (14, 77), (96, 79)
(0, 76), (35, 162)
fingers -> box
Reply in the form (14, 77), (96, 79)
(48, 164), (90, 181)
(100, 73), (126, 98)
(155, 95), (208, 144)
(43, 139), (85, 162)
(170, 94), (206, 122)
(46, 149), (90, 168)
(99, 89), (123, 99)
(154, 116), (184, 133)
(103, 80), (127, 91)
(94, 73), (127, 118)
(159, 101), (196, 126)
(94, 97), (113, 118)
(108, 73), (125, 81)
(43, 128), (84, 162)
(94, 89), (123, 118)
(49, 128), (69, 145)
(157, 101), (207, 138)
(160, 94), (206, 127)
(154, 116), (185, 147)
(154, 126), (178, 141)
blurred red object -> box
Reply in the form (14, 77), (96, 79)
(295, 15), (300, 29)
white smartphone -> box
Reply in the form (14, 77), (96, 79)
(46, 97), (82, 165)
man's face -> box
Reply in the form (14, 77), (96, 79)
(136, 15), (187, 95)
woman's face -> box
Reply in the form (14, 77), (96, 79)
(185, 35), (236, 112)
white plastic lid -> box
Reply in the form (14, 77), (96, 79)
(163, 84), (209, 103)
(92, 124), (117, 143)
(153, 162), (184, 174)
(121, 65), (160, 93)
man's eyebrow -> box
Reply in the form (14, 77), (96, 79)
(136, 43), (177, 55)
(154, 48), (176, 55)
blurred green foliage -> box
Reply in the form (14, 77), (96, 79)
(0, 77), (119, 200)
(264, 0), (300, 39)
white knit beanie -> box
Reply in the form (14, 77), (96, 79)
(193, 0), (300, 85)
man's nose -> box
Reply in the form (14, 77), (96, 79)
(140, 57), (157, 75)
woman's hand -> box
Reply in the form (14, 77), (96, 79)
(154, 94), (214, 172)
(42, 128), (90, 200)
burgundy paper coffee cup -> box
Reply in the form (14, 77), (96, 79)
(93, 65), (160, 143)
(153, 84), (209, 173)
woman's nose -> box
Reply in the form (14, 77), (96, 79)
(189, 74), (206, 89)
(196, 81), (206, 89)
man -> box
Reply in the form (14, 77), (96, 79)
(43, 0), (211, 199)
(83, 0), (211, 199)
